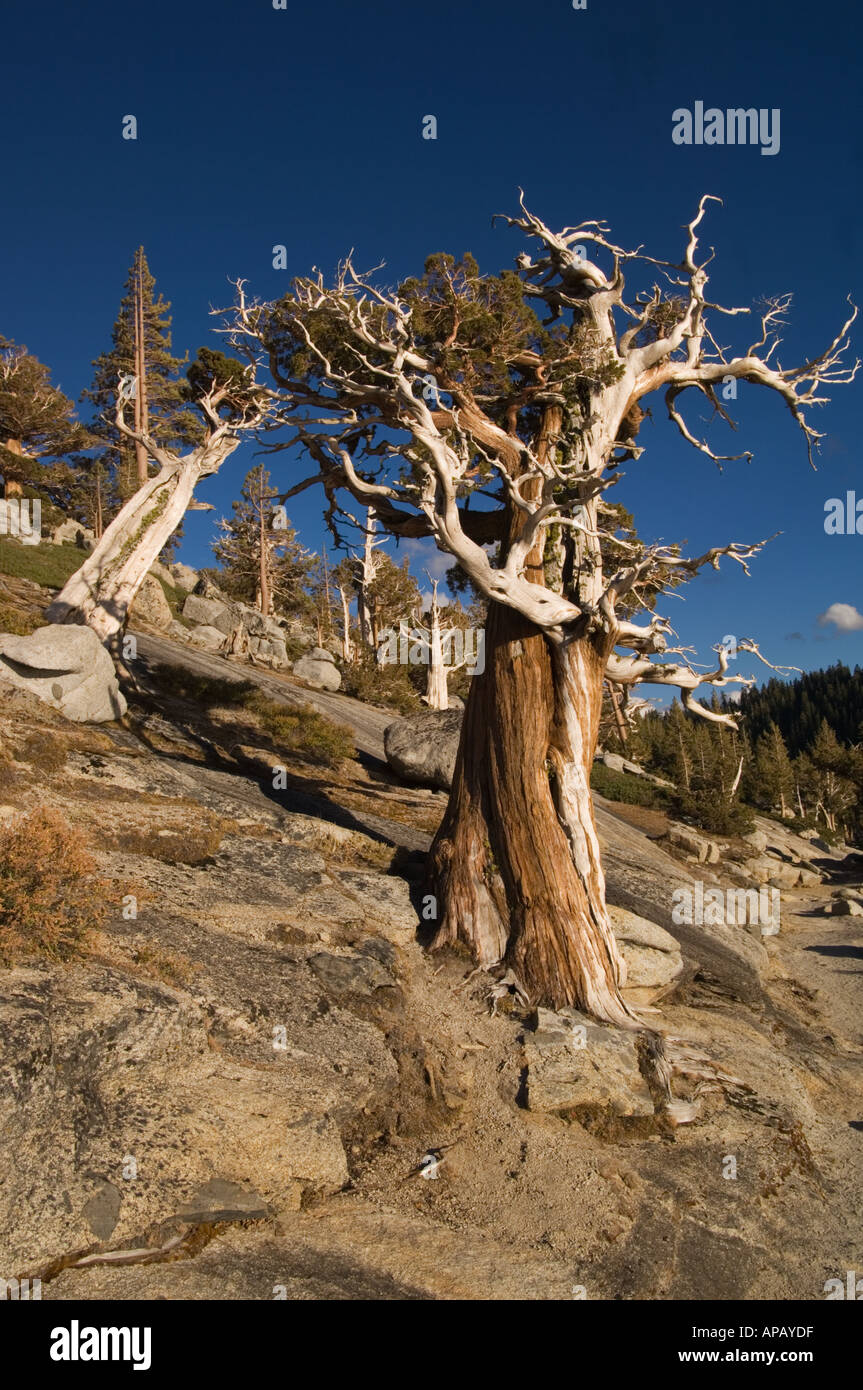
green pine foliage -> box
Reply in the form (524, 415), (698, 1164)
(741, 720), (795, 817)
(212, 464), (315, 616)
(625, 669), (863, 842)
(0, 336), (91, 512)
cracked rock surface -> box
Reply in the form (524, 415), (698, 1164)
(1, 629), (862, 1301)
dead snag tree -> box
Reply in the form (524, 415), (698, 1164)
(47, 356), (272, 646)
(229, 196), (857, 1023)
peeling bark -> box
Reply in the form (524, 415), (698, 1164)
(427, 598), (633, 1023)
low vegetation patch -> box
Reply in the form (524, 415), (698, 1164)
(153, 576), (193, 623)
(241, 689), (355, 765)
(590, 762), (668, 809)
(102, 814), (230, 865)
(147, 663), (355, 766)
(341, 651), (421, 714)
(0, 807), (113, 963)
(0, 752), (19, 790)
(0, 603), (40, 636)
(129, 941), (200, 987)
(0, 537), (84, 589)
(16, 731), (68, 776)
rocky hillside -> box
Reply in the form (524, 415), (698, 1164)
(0, 576), (862, 1300)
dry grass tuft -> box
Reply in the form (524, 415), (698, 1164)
(129, 941), (200, 987)
(0, 806), (114, 963)
(17, 731), (68, 776)
(102, 815), (229, 865)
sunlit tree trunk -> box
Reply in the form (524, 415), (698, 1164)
(355, 509), (380, 648)
(427, 407), (632, 1022)
(421, 580), (450, 711)
(133, 249), (150, 487)
(47, 460), (205, 646)
(425, 610), (450, 710)
(338, 584), (354, 663)
(427, 601), (631, 1021)
(258, 493), (271, 615)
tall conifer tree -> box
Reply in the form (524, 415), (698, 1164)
(212, 464), (314, 616)
(81, 249), (202, 510)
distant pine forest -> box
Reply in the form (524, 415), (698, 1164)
(728, 663), (863, 756)
(595, 664), (863, 843)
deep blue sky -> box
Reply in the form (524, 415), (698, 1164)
(2, 0), (861, 697)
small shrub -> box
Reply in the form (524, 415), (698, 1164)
(0, 807), (111, 963)
(342, 652), (421, 714)
(280, 634), (308, 663)
(154, 577), (188, 619)
(241, 690), (355, 765)
(132, 942), (199, 987)
(590, 762), (667, 808)
(670, 788), (755, 836)
(0, 604), (39, 636)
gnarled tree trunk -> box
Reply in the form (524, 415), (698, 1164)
(46, 459), (205, 646)
(427, 403), (632, 1021)
(426, 600), (632, 1023)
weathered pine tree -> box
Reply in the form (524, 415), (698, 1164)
(801, 720), (857, 832)
(749, 721), (795, 818)
(48, 352), (273, 645)
(229, 200), (861, 1018)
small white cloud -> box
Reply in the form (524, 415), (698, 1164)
(724, 689), (743, 704)
(419, 589), (451, 612)
(401, 538), (451, 585)
(817, 602), (863, 632)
